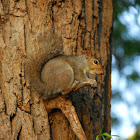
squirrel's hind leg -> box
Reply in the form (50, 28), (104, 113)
(61, 79), (97, 94)
(73, 79), (97, 92)
(61, 80), (79, 95)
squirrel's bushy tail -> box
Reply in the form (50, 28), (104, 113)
(25, 32), (63, 99)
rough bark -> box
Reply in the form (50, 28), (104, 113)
(0, 0), (113, 140)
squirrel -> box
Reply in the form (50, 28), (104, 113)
(25, 32), (104, 100)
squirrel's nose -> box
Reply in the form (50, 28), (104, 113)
(100, 70), (104, 75)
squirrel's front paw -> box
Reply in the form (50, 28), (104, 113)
(90, 80), (97, 87)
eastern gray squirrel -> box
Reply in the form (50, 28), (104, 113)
(26, 32), (104, 100)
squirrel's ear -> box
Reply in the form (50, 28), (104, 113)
(85, 49), (92, 59)
(77, 49), (85, 55)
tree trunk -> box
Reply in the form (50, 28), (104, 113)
(0, 0), (113, 140)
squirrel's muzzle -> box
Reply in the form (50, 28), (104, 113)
(100, 70), (104, 75)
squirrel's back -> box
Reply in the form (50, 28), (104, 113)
(52, 55), (89, 72)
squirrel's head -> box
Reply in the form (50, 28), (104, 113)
(88, 58), (104, 75)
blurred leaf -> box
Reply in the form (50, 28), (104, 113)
(103, 133), (112, 138)
(101, 135), (106, 140)
(113, 21), (127, 39)
(99, 129), (102, 136)
(115, 0), (133, 18)
(126, 71), (140, 81)
(111, 116), (121, 127)
(112, 91), (122, 101)
(112, 135), (121, 138)
(96, 135), (99, 140)
(127, 129), (140, 140)
(135, 0), (140, 5)
(123, 40), (140, 56)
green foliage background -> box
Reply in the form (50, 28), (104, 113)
(112, 0), (140, 139)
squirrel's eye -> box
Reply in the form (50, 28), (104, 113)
(94, 60), (98, 65)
